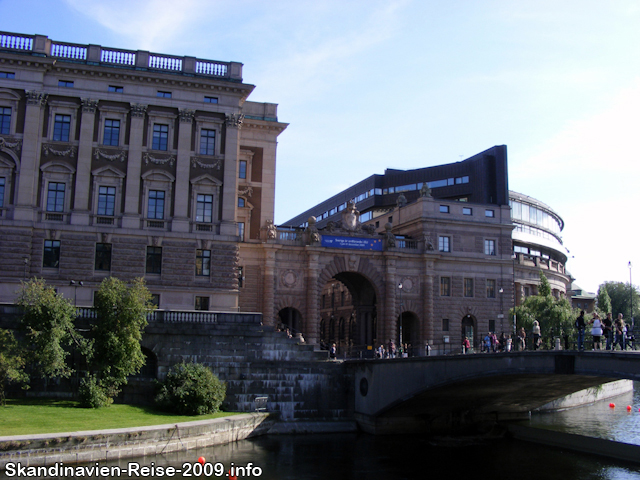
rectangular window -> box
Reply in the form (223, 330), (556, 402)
(442, 318), (449, 331)
(0, 107), (11, 134)
(196, 194), (213, 223)
(487, 279), (496, 298)
(199, 129), (216, 155)
(196, 249), (211, 277)
(238, 197), (245, 208)
(485, 209), (495, 218)
(150, 294), (160, 307)
(238, 266), (244, 288)
(462, 207), (472, 216)
(94, 243), (112, 271)
(438, 236), (450, 252)
(204, 96), (218, 103)
(0, 177), (5, 208)
(195, 296), (210, 311)
(53, 114), (71, 142)
(108, 85), (123, 93)
(103, 119), (120, 146)
(147, 190), (165, 219)
(152, 124), (169, 151)
(440, 277), (451, 296)
(157, 91), (172, 98)
(58, 80), (74, 88)
(0, 72), (16, 79)
(97, 186), (116, 216)
(484, 239), (496, 256)
(46, 182), (65, 212)
(239, 160), (247, 179)
(146, 246), (162, 274)
(43, 240), (60, 268)
(489, 319), (496, 333)
(238, 222), (245, 241)
(464, 278), (474, 297)
(439, 205), (450, 213)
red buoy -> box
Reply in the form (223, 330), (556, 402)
(198, 457), (205, 465)
(627, 405), (632, 412)
(609, 403), (616, 408)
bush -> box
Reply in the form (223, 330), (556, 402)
(155, 363), (226, 415)
(78, 375), (112, 408)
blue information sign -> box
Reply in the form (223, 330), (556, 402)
(321, 235), (383, 251)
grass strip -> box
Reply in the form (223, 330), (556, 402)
(0, 399), (239, 437)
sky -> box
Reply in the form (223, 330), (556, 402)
(1, 0), (638, 293)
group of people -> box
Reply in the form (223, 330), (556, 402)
(479, 332), (515, 353)
(376, 340), (413, 358)
(575, 311), (633, 351)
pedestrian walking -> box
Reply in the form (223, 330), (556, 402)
(615, 314), (625, 350)
(575, 311), (586, 350)
(518, 327), (526, 351)
(590, 313), (602, 350)
(462, 336), (470, 354)
(532, 321), (541, 350)
(602, 313), (613, 350)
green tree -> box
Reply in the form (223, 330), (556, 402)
(0, 329), (29, 405)
(510, 271), (576, 348)
(17, 278), (86, 379)
(600, 282), (639, 321)
(596, 285), (612, 315)
(84, 277), (154, 406)
(155, 362), (226, 415)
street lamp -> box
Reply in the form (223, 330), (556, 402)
(512, 253), (517, 337)
(630, 262), (634, 331)
(398, 282), (404, 346)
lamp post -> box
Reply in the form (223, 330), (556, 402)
(512, 253), (517, 337)
(630, 261), (634, 331)
(398, 282), (404, 346)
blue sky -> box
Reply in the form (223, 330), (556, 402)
(2, 0), (638, 293)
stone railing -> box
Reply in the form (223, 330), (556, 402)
(0, 31), (242, 81)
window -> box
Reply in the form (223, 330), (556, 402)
(439, 205), (450, 213)
(108, 85), (123, 93)
(238, 197), (245, 208)
(58, 80), (74, 88)
(487, 279), (496, 298)
(0, 177), (4, 208)
(195, 296), (209, 311)
(484, 239), (496, 256)
(146, 246), (162, 274)
(43, 240), (60, 268)
(0, 72), (15, 79)
(97, 186), (116, 216)
(95, 243), (112, 271)
(440, 277), (451, 296)
(462, 207), (472, 216)
(147, 190), (165, 219)
(238, 222), (245, 241)
(196, 194), (213, 223)
(485, 209), (495, 218)
(199, 129), (216, 155)
(0, 107), (10, 134)
(46, 182), (65, 212)
(239, 160), (247, 179)
(150, 294), (160, 307)
(442, 318), (449, 331)
(238, 266), (244, 288)
(103, 119), (120, 146)
(53, 114), (71, 142)
(464, 278), (474, 297)
(204, 96), (218, 103)
(196, 249), (211, 277)
(157, 91), (172, 98)
(489, 320), (496, 333)
(438, 236), (450, 252)
(152, 124), (169, 151)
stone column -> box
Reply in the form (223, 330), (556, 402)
(121, 104), (146, 229)
(384, 254), (398, 345)
(262, 246), (277, 327)
(219, 113), (243, 236)
(422, 258), (435, 353)
(172, 109), (194, 232)
(14, 91), (47, 221)
(305, 251), (320, 344)
(71, 99), (98, 225)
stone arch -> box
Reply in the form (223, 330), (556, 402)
(317, 255), (384, 303)
(398, 310), (420, 353)
(275, 294), (305, 334)
(461, 314), (477, 350)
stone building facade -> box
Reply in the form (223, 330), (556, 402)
(0, 31), (287, 310)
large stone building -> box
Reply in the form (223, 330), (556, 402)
(0, 31), (287, 310)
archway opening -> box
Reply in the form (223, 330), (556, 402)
(320, 272), (377, 356)
(461, 314), (476, 350)
(398, 311), (419, 356)
(278, 307), (302, 334)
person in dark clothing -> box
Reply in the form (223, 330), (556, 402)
(575, 310), (586, 350)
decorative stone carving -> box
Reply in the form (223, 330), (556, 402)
(94, 148), (127, 162)
(420, 183), (432, 197)
(238, 186), (253, 197)
(0, 137), (22, 155)
(178, 109), (195, 123)
(42, 144), (77, 158)
(396, 193), (407, 207)
(384, 223), (396, 248)
(305, 216), (321, 244)
(191, 157), (222, 169)
(26, 90), (48, 107)
(341, 200), (359, 232)
(81, 99), (98, 113)
(130, 104), (147, 118)
(423, 233), (434, 251)
(265, 219), (277, 239)
(281, 270), (299, 288)
(225, 113), (244, 128)
(399, 276), (414, 293)
(144, 152), (175, 166)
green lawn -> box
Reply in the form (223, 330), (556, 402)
(0, 399), (239, 437)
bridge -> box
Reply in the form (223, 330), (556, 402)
(348, 351), (640, 434)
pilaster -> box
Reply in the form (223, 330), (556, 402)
(71, 99), (98, 225)
(172, 109), (194, 232)
(384, 254), (398, 344)
(305, 250), (320, 344)
(121, 104), (146, 229)
(219, 113), (243, 236)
